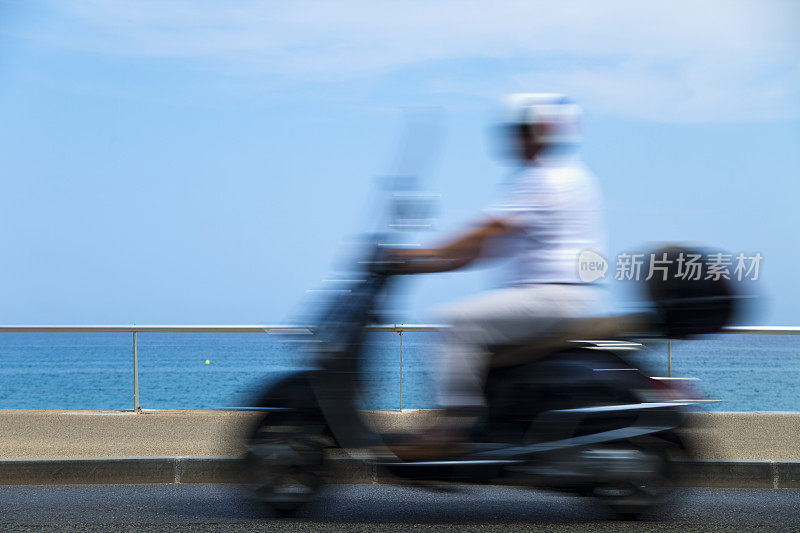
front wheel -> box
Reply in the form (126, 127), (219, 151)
(243, 375), (332, 516)
(245, 410), (331, 515)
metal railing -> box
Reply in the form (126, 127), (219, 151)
(0, 324), (798, 412)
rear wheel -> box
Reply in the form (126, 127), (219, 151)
(590, 438), (677, 519)
(593, 479), (668, 519)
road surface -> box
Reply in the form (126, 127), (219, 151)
(0, 484), (798, 531)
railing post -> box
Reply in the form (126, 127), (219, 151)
(667, 339), (672, 378)
(399, 330), (403, 412)
(133, 331), (141, 413)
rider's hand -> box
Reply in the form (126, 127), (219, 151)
(368, 248), (423, 275)
(368, 248), (410, 275)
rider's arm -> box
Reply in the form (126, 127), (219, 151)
(388, 216), (519, 274)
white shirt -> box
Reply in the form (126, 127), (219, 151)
(487, 154), (606, 285)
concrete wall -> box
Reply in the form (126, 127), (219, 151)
(0, 409), (798, 461)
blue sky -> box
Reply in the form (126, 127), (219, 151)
(0, 0), (798, 325)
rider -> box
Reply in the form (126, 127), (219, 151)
(389, 93), (608, 451)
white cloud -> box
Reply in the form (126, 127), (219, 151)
(27, 0), (800, 122)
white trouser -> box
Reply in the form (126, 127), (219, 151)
(436, 283), (607, 409)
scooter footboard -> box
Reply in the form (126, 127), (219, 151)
(477, 402), (684, 460)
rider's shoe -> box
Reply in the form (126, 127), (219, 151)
(386, 426), (469, 462)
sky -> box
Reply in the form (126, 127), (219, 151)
(0, 0), (798, 325)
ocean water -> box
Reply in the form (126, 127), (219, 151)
(0, 332), (797, 411)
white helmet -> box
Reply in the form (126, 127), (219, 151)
(504, 93), (582, 145)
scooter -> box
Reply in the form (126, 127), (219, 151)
(241, 236), (737, 518)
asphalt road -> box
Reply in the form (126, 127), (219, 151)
(0, 484), (798, 532)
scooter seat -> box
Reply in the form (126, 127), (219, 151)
(379, 433), (417, 446)
(488, 312), (650, 368)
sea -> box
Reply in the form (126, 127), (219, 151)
(0, 332), (797, 412)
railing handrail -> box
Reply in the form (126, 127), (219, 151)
(0, 324), (446, 333)
(0, 323), (798, 412)
(719, 326), (800, 335)
(0, 324), (797, 334)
